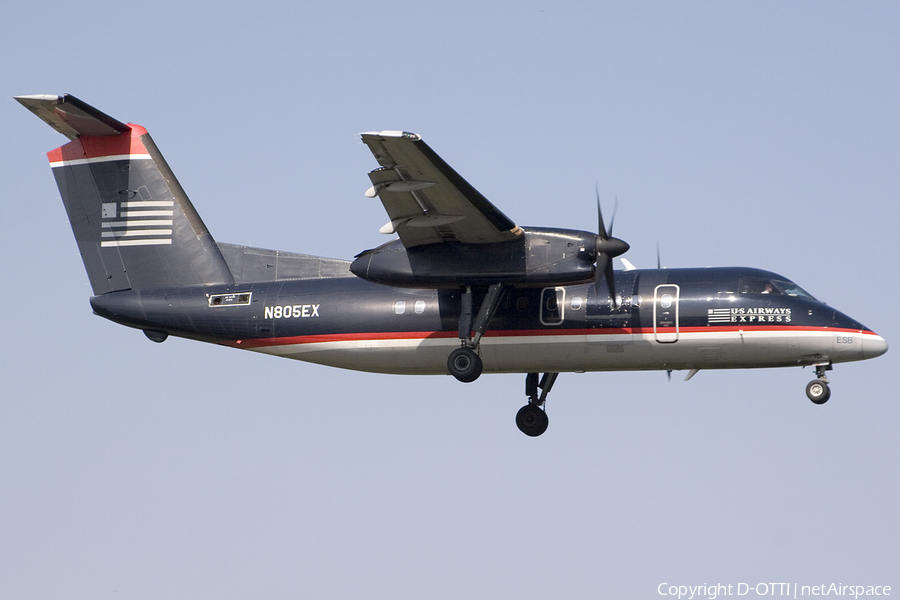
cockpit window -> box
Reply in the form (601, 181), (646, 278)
(740, 277), (816, 300)
(772, 279), (815, 299)
(741, 277), (815, 300)
(741, 277), (777, 295)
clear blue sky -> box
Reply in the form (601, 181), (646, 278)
(2, 2), (898, 598)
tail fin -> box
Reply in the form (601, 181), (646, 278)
(16, 94), (234, 294)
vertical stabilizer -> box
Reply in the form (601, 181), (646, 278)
(17, 94), (234, 294)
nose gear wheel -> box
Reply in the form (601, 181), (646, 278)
(806, 363), (832, 404)
(806, 379), (831, 404)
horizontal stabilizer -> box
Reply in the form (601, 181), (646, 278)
(15, 94), (131, 140)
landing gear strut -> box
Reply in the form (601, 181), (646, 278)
(806, 363), (832, 405)
(516, 372), (558, 437)
(447, 284), (505, 383)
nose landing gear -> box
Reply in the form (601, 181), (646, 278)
(806, 363), (831, 404)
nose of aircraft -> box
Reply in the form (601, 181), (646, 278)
(863, 333), (889, 360)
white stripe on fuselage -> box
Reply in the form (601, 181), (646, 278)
(241, 329), (873, 376)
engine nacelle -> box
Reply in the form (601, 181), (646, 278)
(350, 227), (598, 288)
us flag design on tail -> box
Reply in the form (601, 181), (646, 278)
(100, 196), (174, 247)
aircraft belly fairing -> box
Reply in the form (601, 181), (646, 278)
(230, 325), (868, 376)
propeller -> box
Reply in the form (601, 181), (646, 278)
(592, 187), (630, 305)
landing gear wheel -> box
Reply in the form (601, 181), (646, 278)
(806, 379), (831, 404)
(516, 404), (549, 437)
(448, 347), (483, 383)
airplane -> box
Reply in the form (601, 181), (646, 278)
(16, 94), (888, 437)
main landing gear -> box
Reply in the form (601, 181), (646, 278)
(447, 347), (482, 383)
(515, 372), (558, 437)
(443, 285), (557, 437)
(447, 284), (505, 383)
(806, 363), (832, 405)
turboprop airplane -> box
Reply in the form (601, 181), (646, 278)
(17, 94), (888, 436)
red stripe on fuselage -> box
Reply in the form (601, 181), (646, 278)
(229, 330), (459, 349)
(46, 123), (149, 163)
(224, 325), (878, 349)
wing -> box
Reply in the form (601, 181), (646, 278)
(360, 131), (522, 248)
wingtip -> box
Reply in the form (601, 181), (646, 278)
(360, 130), (422, 141)
(15, 94), (63, 102)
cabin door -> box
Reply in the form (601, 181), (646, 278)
(540, 287), (566, 326)
(653, 284), (680, 343)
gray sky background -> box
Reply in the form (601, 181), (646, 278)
(2, 2), (898, 598)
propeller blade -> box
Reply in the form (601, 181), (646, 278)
(592, 191), (628, 307)
(595, 186), (608, 240)
(593, 254), (609, 296)
(605, 260), (617, 303)
(592, 255), (620, 308)
(608, 196), (618, 238)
